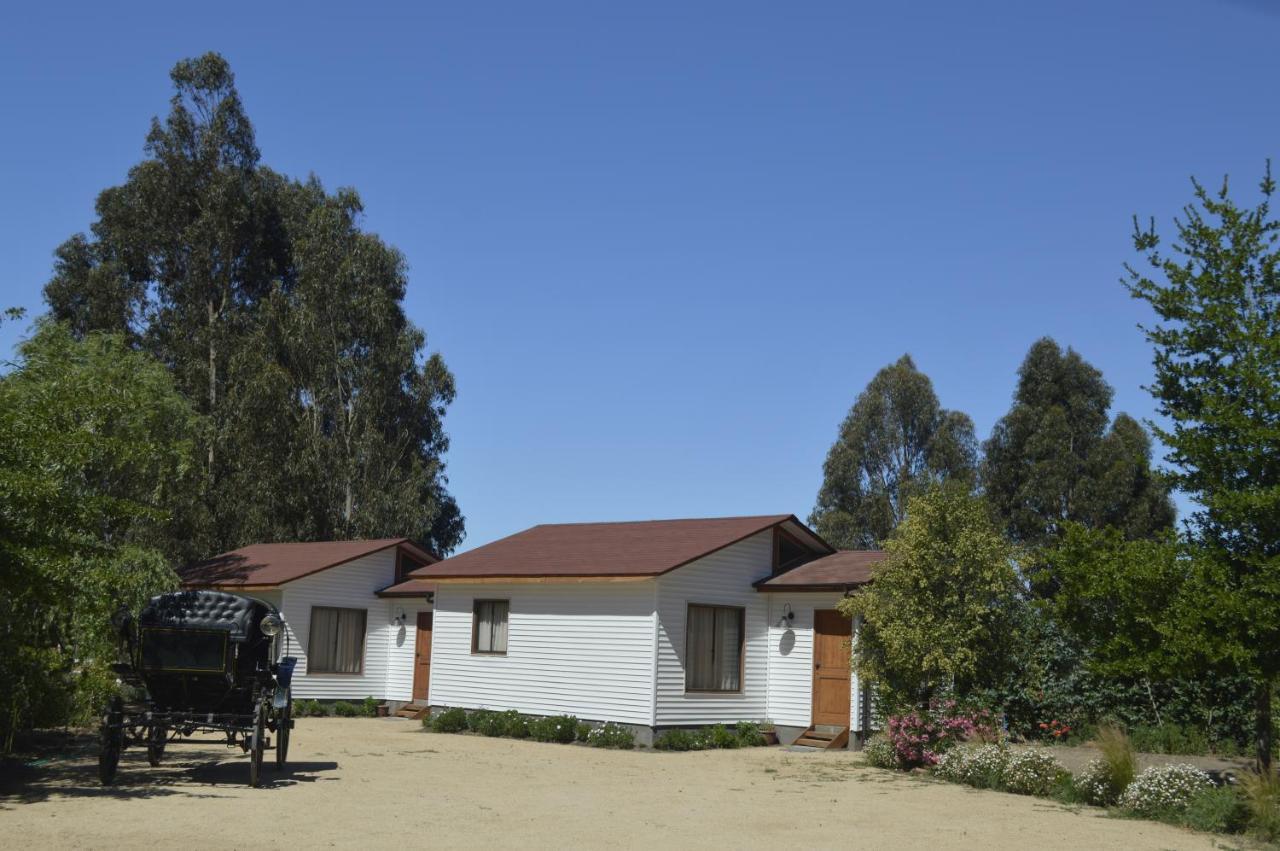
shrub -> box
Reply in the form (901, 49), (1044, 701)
(1119, 764), (1213, 815)
(294, 699), (327, 717)
(1080, 724), (1137, 805)
(1240, 770), (1280, 841)
(530, 715), (579, 744)
(467, 709), (502, 736)
(586, 722), (635, 749)
(734, 721), (766, 747)
(1130, 723), (1209, 756)
(933, 744), (1010, 789)
(429, 706), (469, 733)
(1002, 749), (1065, 797)
(361, 696), (380, 717)
(654, 729), (702, 751)
(1181, 785), (1250, 834)
(333, 701), (360, 718)
(862, 733), (899, 769)
(498, 710), (530, 738)
(575, 720), (593, 742)
(705, 724), (741, 749)
(884, 701), (999, 768)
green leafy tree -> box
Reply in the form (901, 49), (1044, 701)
(981, 338), (1174, 557)
(811, 355), (977, 549)
(0, 323), (197, 749)
(1124, 163), (1280, 770)
(43, 53), (462, 555)
(838, 485), (1021, 707)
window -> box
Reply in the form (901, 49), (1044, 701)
(773, 528), (812, 573)
(396, 550), (425, 582)
(472, 600), (509, 654)
(307, 607), (367, 674)
(684, 604), (744, 692)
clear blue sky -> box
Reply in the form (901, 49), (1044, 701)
(2, 0), (1276, 551)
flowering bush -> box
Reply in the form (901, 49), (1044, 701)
(1037, 719), (1072, 741)
(933, 744), (1010, 788)
(1074, 759), (1114, 806)
(884, 701), (999, 768)
(1119, 764), (1213, 815)
(863, 734), (898, 769)
(1002, 748), (1064, 796)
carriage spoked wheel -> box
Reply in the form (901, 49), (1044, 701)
(98, 696), (124, 785)
(274, 693), (291, 770)
(147, 723), (167, 767)
(248, 697), (267, 788)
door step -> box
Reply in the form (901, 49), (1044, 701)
(793, 725), (849, 749)
(394, 702), (430, 720)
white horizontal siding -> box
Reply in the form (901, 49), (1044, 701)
(653, 531), (772, 726)
(276, 550), (400, 701)
(383, 601), (433, 702)
(764, 593), (862, 730)
(429, 582), (657, 725)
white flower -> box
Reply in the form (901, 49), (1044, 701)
(1119, 764), (1212, 814)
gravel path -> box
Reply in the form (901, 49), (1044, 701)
(0, 718), (1224, 850)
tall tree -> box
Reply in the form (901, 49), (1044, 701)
(43, 53), (463, 555)
(981, 338), (1174, 556)
(1125, 164), (1280, 770)
(0, 322), (197, 748)
(811, 354), (977, 549)
(838, 484), (1022, 707)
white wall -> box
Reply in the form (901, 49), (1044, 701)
(383, 600), (433, 702)
(428, 582), (658, 725)
(275, 549), (432, 701)
(764, 593), (863, 731)
(653, 530), (772, 726)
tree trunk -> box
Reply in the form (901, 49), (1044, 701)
(207, 301), (217, 473)
(1257, 677), (1273, 773)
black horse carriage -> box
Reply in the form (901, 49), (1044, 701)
(99, 589), (297, 787)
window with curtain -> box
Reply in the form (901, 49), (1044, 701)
(472, 600), (509, 654)
(308, 606), (367, 674)
(684, 604), (744, 692)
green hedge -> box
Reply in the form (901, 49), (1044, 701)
(653, 722), (771, 751)
(425, 708), (635, 749)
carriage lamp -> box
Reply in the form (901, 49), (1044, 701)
(260, 613), (283, 637)
(392, 611), (407, 626)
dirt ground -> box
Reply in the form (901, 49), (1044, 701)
(0, 718), (1230, 850)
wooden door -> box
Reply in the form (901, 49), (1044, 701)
(412, 612), (433, 702)
(812, 609), (852, 727)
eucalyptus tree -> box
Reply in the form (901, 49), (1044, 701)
(43, 53), (463, 555)
(811, 355), (977, 549)
(981, 338), (1174, 559)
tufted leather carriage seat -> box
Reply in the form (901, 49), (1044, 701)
(139, 590), (275, 643)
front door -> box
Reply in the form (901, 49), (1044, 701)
(412, 612), (433, 703)
(812, 609), (852, 727)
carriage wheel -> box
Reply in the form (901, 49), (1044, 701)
(147, 723), (167, 767)
(98, 697), (124, 785)
(274, 693), (291, 770)
(248, 698), (267, 788)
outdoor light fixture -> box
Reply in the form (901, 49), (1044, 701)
(777, 603), (795, 628)
(392, 611), (407, 626)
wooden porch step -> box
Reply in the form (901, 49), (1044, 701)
(394, 702), (430, 720)
(794, 725), (850, 750)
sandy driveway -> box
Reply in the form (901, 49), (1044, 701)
(1, 718), (1222, 850)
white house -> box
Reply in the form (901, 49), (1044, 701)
(378, 515), (884, 746)
(179, 538), (439, 704)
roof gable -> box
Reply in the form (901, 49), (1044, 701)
(179, 538), (436, 588)
(410, 515), (831, 582)
(755, 549), (886, 591)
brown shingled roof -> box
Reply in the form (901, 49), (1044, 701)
(179, 538), (436, 589)
(409, 515), (827, 581)
(755, 549), (886, 591)
(376, 577), (438, 597)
